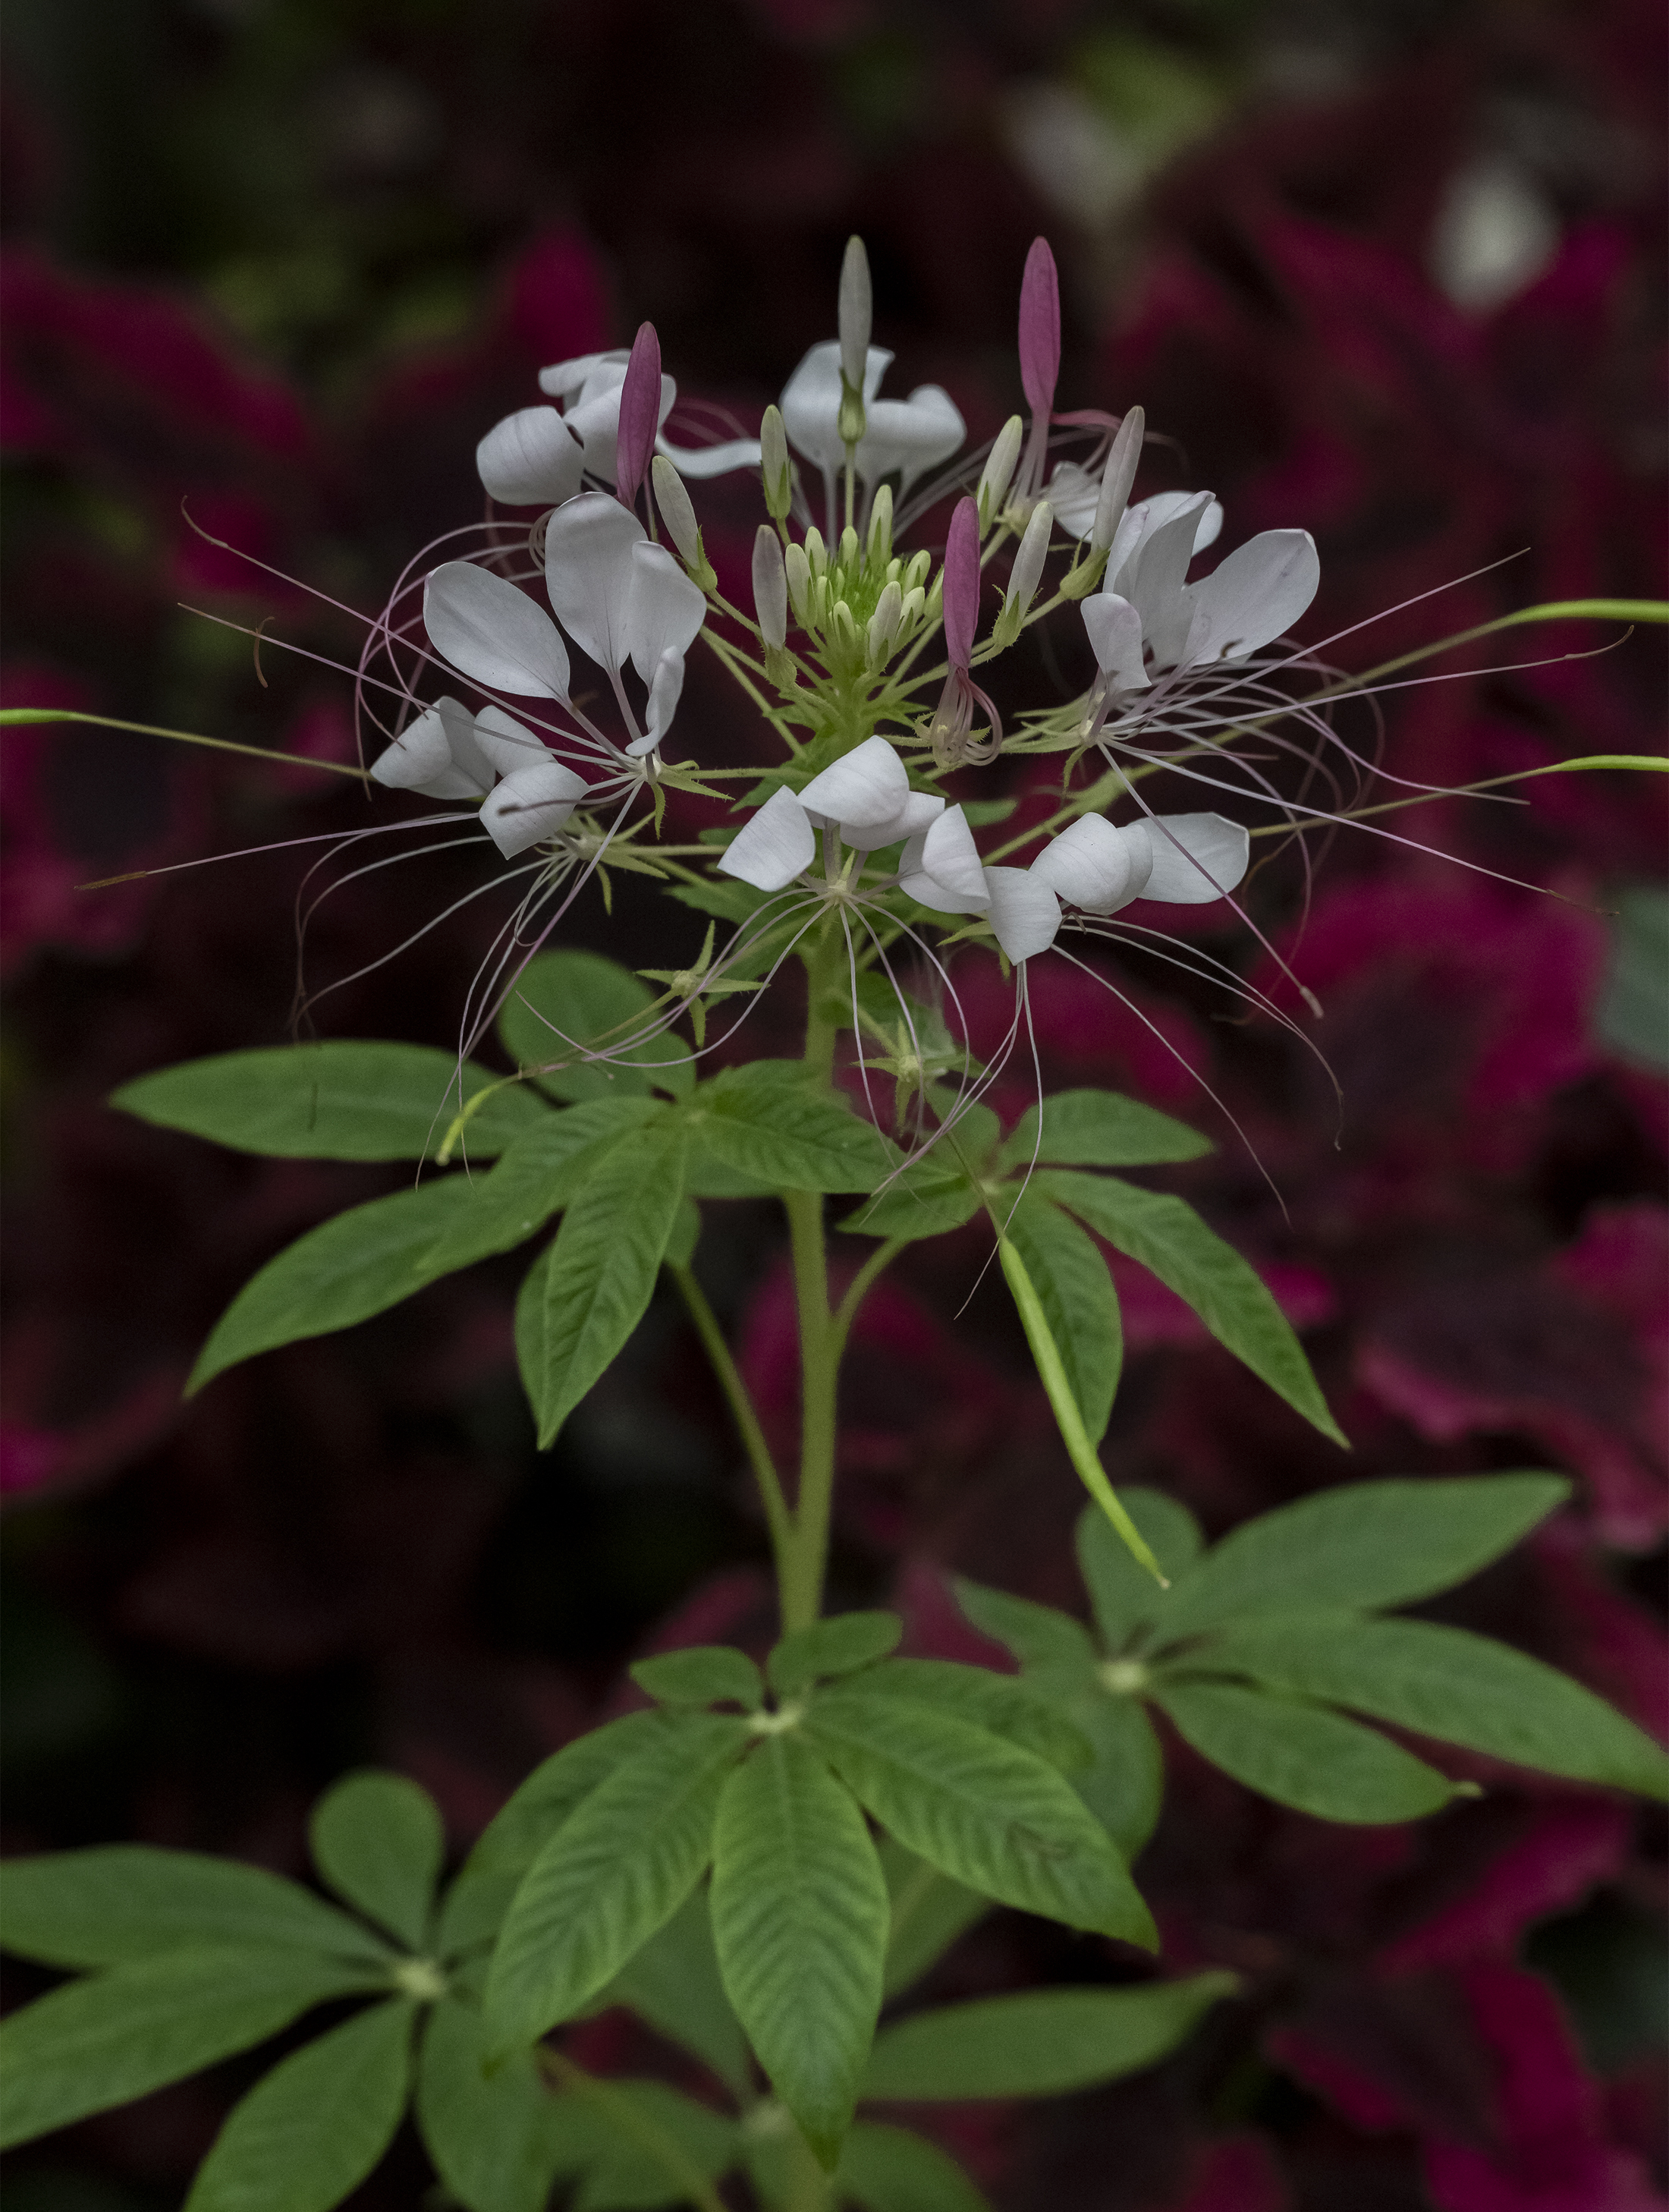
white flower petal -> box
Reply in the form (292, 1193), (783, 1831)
(658, 432), (762, 478)
(480, 760), (587, 858)
(543, 493), (645, 675)
(476, 406), (584, 507)
(856, 385), (965, 497)
(1081, 593), (1149, 692)
(983, 866), (1062, 962)
(537, 351), (626, 401)
(625, 543), (706, 684)
(1108, 489), (1221, 595)
(1130, 812), (1250, 903)
(716, 786), (816, 891)
(1122, 494), (1215, 672)
(1028, 813), (1149, 913)
(1180, 530), (1319, 667)
(370, 697), (491, 798)
(798, 735), (910, 830)
(841, 789), (944, 852)
(635, 647), (686, 754)
(899, 804), (989, 914)
(472, 703), (555, 779)
(1045, 459), (1101, 540)
(424, 562), (572, 700)
(781, 341), (893, 474)
(561, 368), (677, 486)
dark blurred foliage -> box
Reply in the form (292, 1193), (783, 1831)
(2, 1), (1665, 2207)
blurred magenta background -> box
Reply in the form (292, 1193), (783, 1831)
(2, 3), (1665, 2207)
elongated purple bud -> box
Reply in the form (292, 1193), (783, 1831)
(1018, 238), (1061, 421)
(615, 322), (662, 510)
(941, 495), (982, 672)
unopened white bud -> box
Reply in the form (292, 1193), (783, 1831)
(993, 500), (1051, 649)
(979, 415), (1023, 531)
(760, 405), (792, 521)
(866, 483), (893, 569)
(752, 524), (787, 648)
(649, 456), (715, 590)
(839, 525), (861, 572)
(866, 580), (903, 670)
(1090, 406), (1144, 553)
(804, 527), (828, 579)
(898, 584), (926, 629)
(838, 236), (872, 444)
(784, 542), (814, 626)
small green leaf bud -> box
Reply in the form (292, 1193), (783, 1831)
(1058, 546), (1109, 600)
(902, 549), (932, 594)
(978, 414), (1023, 531)
(650, 456), (716, 590)
(763, 643), (798, 691)
(866, 483), (894, 570)
(1091, 405), (1144, 553)
(760, 405), (793, 522)
(830, 599), (860, 652)
(839, 525), (861, 574)
(865, 579), (903, 670)
(992, 499), (1052, 650)
(752, 524), (788, 649)
(784, 542), (814, 627)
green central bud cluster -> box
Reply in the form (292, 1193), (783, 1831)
(783, 489), (937, 687)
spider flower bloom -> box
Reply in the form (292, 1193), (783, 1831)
(924, 497), (1002, 769)
(718, 735), (944, 892)
(369, 697), (587, 859)
(1029, 810), (1251, 914)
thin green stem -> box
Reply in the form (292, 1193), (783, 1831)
(780, 1188), (836, 1635)
(539, 2053), (730, 2212)
(1246, 750), (1669, 836)
(0, 706), (372, 782)
(783, 2127), (837, 2211)
(671, 1261), (792, 1570)
(830, 1235), (906, 1363)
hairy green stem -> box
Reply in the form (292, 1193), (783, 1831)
(780, 1186), (837, 1635)
(671, 1261), (792, 1572)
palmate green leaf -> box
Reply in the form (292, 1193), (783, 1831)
(1196, 1616), (1669, 1801)
(1004, 1190), (1122, 1445)
(803, 1688), (1155, 1947)
(416, 1996), (570, 2212)
(485, 1713), (747, 2050)
(1077, 1493), (1204, 1651)
(684, 1062), (896, 1194)
(0, 1949), (388, 2150)
(603, 1886), (753, 2100)
(1000, 1090), (1212, 1172)
(838, 2122), (994, 2212)
(184, 1996), (413, 2212)
(553, 2077), (740, 2212)
(422, 1098), (665, 1276)
(878, 1841), (989, 2001)
(665, 1195), (701, 1270)
(1152, 1681), (1458, 1823)
(1070, 1692), (1167, 1861)
(1150, 1474), (1571, 1641)
(768, 1612), (903, 1699)
(839, 1159), (982, 1244)
(309, 1772), (444, 1952)
(711, 1736), (889, 2167)
(187, 1177), (485, 1393)
(853, 1660), (1091, 1773)
(498, 949), (693, 1102)
(630, 1646), (763, 1711)
(953, 1579), (1099, 1679)
(860, 1971), (1237, 2101)
(112, 1043), (548, 1162)
(436, 1713), (669, 1959)
(0, 1845), (394, 1973)
(1040, 1170), (1346, 1445)
(515, 1115), (690, 1448)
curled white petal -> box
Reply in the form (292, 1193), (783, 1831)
(1108, 489), (1223, 584)
(472, 703), (555, 780)
(369, 697), (492, 799)
(657, 431), (763, 479)
(781, 341), (892, 474)
(841, 789), (944, 852)
(1029, 814), (1149, 914)
(1045, 460), (1100, 540)
(1081, 593), (1149, 693)
(537, 351), (626, 401)
(633, 647), (686, 755)
(476, 407), (584, 507)
(898, 804), (989, 914)
(543, 494), (645, 675)
(424, 562), (571, 701)
(1129, 812), (1250, 903)
(1180, 530), (1319, 667)
(625, 542), (706, 684)
(983, 866), (1062, 962)
(798, 735), (910, 830)
(1120, 494), (1215, 672)
(717, 785), (816, 891)
(856, 385), (965, 498)
(480, 760), (587, 858)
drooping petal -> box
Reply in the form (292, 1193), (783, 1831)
(1130, 813), (1250, 903)
(657, 431), (762, 478)
(984, 865), (1062, 961)
(799, 735), (910, 829)
(1028, 813), (1149, 913)
(476, 407), (585, 508)
(472, 703), (556, 779)
(633, 647), (685, 755)
(542, 493), (645, 675)
(424, 562), (572, 700)
(537, 351), (626, 401)
(1081, 593), (1149, 692)
(716, 785), (817, 891)
(940, 496), (982, 672)
(370, 697), (491, 798)
(841, 790), (944, 851)
(781, 341), (893, 475)
(624, 542), (706, 684)
(1180, 530), (1320, 666)
(856, 385), (966, 500)
(898, 804), (989, 914)
(1017, 238), (1061, 420)
(480, 760), (587, 858)
(614, 323), (662, 509)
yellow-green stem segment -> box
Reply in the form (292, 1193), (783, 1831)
(998, 1235), (1167, 1587)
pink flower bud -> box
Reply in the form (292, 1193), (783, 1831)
(1018, 238), (1061, 422)
(614, 322), (662, 510)
(941, 496), (981, 672)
